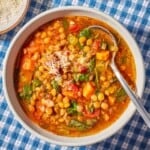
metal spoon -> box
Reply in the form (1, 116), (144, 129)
(88, 25), (150, 128)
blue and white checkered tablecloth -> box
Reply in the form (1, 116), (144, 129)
(0, 0), (150, 149)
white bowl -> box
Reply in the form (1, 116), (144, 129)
(3, 6), (145, 146)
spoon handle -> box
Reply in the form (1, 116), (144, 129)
(110, 62), (150, 128)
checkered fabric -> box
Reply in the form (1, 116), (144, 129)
(0, 0), (150, 149)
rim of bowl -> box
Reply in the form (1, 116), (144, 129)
(0, 0), (30, 35)
(3, 6), (145, 146)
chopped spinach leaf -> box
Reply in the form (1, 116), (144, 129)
(78, 73), (89, 82)
(67, 101), (78, 115)
(79, 28), (92, 38)
(62, 18), (69, 30)
(32, 78), (41, 89)
(116, 88), (127, 101)
(94, 68), (99, 88)
(19, 84), (32, 100)
(89, 57), (96, 72)
(69, 119), (88, 130)
(51, 80), (60, 92)
(86, 119), (97, 126)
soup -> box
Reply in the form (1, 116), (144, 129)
(15, 16), (136, 137)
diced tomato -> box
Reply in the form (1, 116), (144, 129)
(92, 39), (101, 51)
(62, 83), (80, 99)
(69, 24), (80, 33)
(79, 66), (88, 73)
(69, 83), (79, 92)
(83, 109), (100, 118)
(77, 97), (87, 104)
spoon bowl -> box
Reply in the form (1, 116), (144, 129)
(88, 25), (150, 128)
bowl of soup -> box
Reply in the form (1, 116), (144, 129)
(3, 6), (145, 146)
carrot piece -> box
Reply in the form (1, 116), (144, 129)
(83, 82), (95, 99)
(21, 56), (35, 71)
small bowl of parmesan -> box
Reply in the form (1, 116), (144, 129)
(0, 0), (30, 34)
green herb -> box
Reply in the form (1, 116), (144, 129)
(94, 68), (99, 88)
(67, 101), (78, 115)
(32, 78), (41, 89)
(79, 28), (92, 38)
(78, 73), (89, 82)
(73, 73), (89, 82)
(62, 18), (69, 30)
(89, 105), (95, 113)
(19, 84), (32, 100)
(89, 57), (96, 72)
(51, 80), (60, 92)
(69, 119), (89, 130)
(116, 88), (127, 101)
(86, 119), (97, 126)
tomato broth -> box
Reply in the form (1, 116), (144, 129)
(15, 16), (136, 137)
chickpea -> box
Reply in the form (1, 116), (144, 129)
(30, 99), (35, 106)
(58, 118), (64, 123)
(79, 36), (86, 44)
(28, 105), (35, 112)
(101, 102), (109, 110)
(43, 37), (50, 44)
(103, 81), (110, 88)
(53, 21), (61, 29)
(51, 89), (57, 96)
(58, 27), (64, 33)
(63, 102), (70, 108)
(97, 92), (105, 101)
(42, 113), (49, 120)
(58, 102), (64, 108)
(86, 39), (92, 46)
(46, 83), (51, 90)
(68, 44), (75, 51)
(35, 70), (41, 78)
(45, 108), (53, 115)
(100, 76), (106, 81)
(91, 94), (97, 101)
(60, 33), (66, 40)
(63, 97), (69, 103)
(83, 46), (90, 53)
(60, 39), (66, 45)
(108, 96), (116, 105)
(35, 32), (41, 38)
(41, 32), (47, 39)
(104, 90), (110, 96)
(103, 113), (110, 121)
(76, 105), (83, 112)
(60, 109), (66, 116)
(56, 94), (63, 102)
(32, 52), (40, 60)
(93, 101), (101, 109)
